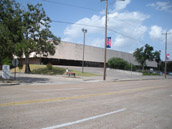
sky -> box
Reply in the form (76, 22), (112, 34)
(16, 0), (172, 61)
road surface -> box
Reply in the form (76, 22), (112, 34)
(0, 79), (172, 129)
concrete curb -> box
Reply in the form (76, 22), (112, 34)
(113, 77), (170, 82)
(0, 80), (20, 86)
(0, 75), (171, 86)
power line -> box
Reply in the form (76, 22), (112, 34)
(42, 0), (146, 34)
(42, 0), (101, 12)
(107, 0), (147, 34)
(52, 20), (146, 44)
(52, 20), (167, 51)
(52, 19), (164, 56)
(52, 20), (104, 29)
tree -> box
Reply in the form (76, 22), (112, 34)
(107, 57), (131, 70)
(167, 61), (172, 72)
(133, 44), (154, 70)
(133, 47), (144, 69)
(0, 0), (23, 65)
(154, 50), (161, 70)
(19, 3), (60, 73)
(0, 0), (60, 73)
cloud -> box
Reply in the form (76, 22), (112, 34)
(89, 38), (104, 48)
(108, 12), (148, 51)
(113, 36), (128, 48)
(149, 25), (164, 41)
(63, 2), (150, 53)
(166, 29), (172, 47)
(149, 25), (172, 59)
(149, 25), (172, 43)
(147, 1), (172, 13)
(63, 15), (104, 40)
(114, 0), (131, 12)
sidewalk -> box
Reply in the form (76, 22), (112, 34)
(79, 74), (171, 82)
(0, 71), (171, 86)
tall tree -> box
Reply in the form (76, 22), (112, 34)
(133, 44), (154, 70)
(16, 3), (60, 73)
(0, 0), (60, 72)
(0, 0), (23, 65)
(154, 50), (161, 70)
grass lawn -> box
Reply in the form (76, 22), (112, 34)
(10, 64), (46, 73)
(142, 72), (159, 76)
(10, 64), (99, 76)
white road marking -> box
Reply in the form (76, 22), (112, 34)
(170, 95), (172, 97)
(42, 108), (127, 129)
(22, 88), (83, 92)
(33, 88), (84, 92)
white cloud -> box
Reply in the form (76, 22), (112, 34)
(89, 38), (104, 48)
(63, 15), (104, 41)
(112, 36), (141, 52)
(167, 29), (172, 47)
(149, 26), (172, 61)
(108, 12), (148, 36)
(114, 0), (131, 12)
(63, 1), (150, 53)
(108, 12), (148, 52)
(149, 25), (164, 41)
(149, 25), (172, 44)
(113, 36), (128, 48)
(147, 1), (172, 13)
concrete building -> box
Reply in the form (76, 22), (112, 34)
(28, 41), (157, 68)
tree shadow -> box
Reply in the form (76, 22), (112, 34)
(16, 77), (50, 84)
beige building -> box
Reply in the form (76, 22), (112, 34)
(29, 41), (157, 68)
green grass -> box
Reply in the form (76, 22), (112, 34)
(69, 70), (99, 77)
(32, 67), (66, 75)
(142, 72), (159, 76)
(10, 64), (99, 76)
(10, 64), (46, 73)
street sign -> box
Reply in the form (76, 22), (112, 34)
(166, 54), (170, 60)
(2, 65), (10, 79)
(12, 59), (19, 66)
(12, 59), (19, 80)
(106, 37), (111, 48)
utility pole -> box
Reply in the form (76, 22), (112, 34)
(101, 0), (125, 80)
(162, 31), (171, 78)
(101, 0), (108, 80)
(82, 28), (87, 73)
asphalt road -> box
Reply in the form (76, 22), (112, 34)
(0, 79), (172, 129)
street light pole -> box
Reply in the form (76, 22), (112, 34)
(82, 28), (87, 73)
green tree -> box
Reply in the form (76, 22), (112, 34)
(107, 57), (131, 70)
(0, 0), (60, 73)
(0, 0), (23, 65)
(133, 44), (154, 70)
(154, 50), (161, 70)
(19, 3), (60, 73)
(167, 61), (172, 72)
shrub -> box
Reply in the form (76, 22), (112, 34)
(130, 64), (136, 71)
(32, 67), (65, 75)
(2, 57), (11, 65)
(107, 57), (134, 70)
(46, 63), (53, 70)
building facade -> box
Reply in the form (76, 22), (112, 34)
(29, 41), (157, 68)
